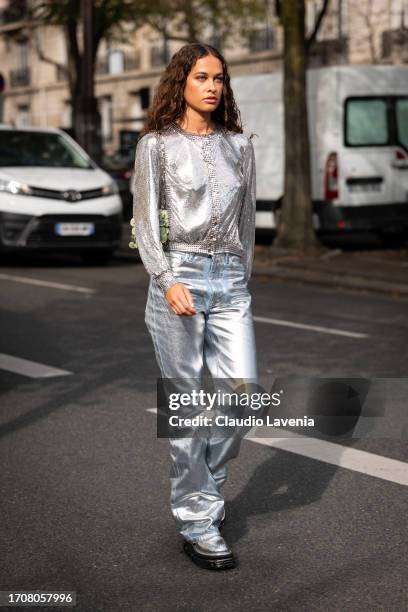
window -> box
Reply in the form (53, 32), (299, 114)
(345, 98), (389, 146)
(108, 49), (124, 75)
(391, 0), (408, 28)
(16, 104), (30, 127)
(150, 45), (167, 67)
(62, 100), (72, 129)
(130, 93), (143, 126)
(308, 0), (325, 39)
(396, 98), (408, 150)
(16, 40), (28, 70)
(339, 0), (347, 37)
(0, 131), (93, 168)
(99, 96), (113, 143)
(345, 96), (408, 151)
(248, 26), (275, 52)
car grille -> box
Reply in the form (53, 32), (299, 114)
(29, 186), (107, 201)
(25, 214), (121, 246)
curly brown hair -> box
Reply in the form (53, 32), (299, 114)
(138, 43), (243, 140)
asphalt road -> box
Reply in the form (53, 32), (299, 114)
(0, 252), (407, 612)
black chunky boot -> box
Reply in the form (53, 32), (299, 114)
(183, 533), (235, 570)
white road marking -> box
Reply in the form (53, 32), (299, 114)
(0, 273), (95, 295)
(0, 353), (73, 378)
(249, 428), (408, 487)
(146, 408), (407, 487)
(253, 315), (367, 338)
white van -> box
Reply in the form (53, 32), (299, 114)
(0, 125), (123, 263)
(232, 65), (408, 243)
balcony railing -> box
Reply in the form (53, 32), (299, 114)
(95, 52), (141, 75)
(0, 4), (28, 25)
(96, 57), (109, 75)
(150, 46), (168, 67)
(248, 27), (276, 53)
(307, 36), (348, 66)
(124, 53), (140, 71)
(56, 64), (68, 82)
(9, 67), (30, 88)
(382, 29), (408, 61)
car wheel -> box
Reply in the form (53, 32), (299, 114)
(81, 249), (114, 265)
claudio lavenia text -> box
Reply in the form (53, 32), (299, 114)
(168, 415), (315, 428)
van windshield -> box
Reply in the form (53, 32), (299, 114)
(396, 99), (408, 151)
(0, 130), (94, 168)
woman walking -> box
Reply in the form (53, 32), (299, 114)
(133, 43), (258, 570)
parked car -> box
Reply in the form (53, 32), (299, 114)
(100, 149), (135, 222)
(232, 65), (408, 244)
(0, 125), (123, 264)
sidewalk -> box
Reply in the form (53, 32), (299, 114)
(251, 244), (408, 299)
(117, 224), (408, 299)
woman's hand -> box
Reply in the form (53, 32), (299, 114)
(165, 283), (197, 316)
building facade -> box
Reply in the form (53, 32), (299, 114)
(1, 0), (408, 154)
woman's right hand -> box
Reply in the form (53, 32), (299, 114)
(165, 283), (197, 316)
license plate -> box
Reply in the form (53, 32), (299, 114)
(348, 183), (382, 193)
(55, 222), (95, 236)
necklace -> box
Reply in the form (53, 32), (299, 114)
(174, 121), (217, 136)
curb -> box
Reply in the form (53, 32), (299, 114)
(114, 235), (408, 299)
(252, 264), (408, 299)
(115, 247), (140, 261)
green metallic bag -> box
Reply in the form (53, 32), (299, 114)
(129, 132), (170, 249)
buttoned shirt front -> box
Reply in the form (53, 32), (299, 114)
(132, 121), (256, 294)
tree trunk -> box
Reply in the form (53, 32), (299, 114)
(64, 0), (102, 163)
(73, 0), (102, 163)
(273, 0), (321, 253)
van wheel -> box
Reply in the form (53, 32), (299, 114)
(81, 249), (114, 265)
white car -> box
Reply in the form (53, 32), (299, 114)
(232, 65), (408, 243)
(0, 125), (123, 264)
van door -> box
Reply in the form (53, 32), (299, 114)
(392, 97), (408, 204)
(342, 97), (394, 207)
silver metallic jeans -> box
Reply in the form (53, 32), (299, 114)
(145, 250), (258, 543)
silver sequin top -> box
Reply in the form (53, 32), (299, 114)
(132, 121), (256, 294)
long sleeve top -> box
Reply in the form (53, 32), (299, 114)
(132, 121), (256, 294)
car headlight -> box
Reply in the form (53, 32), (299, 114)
(101, 181), (119, 196)
(0, 178), (33, 195)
